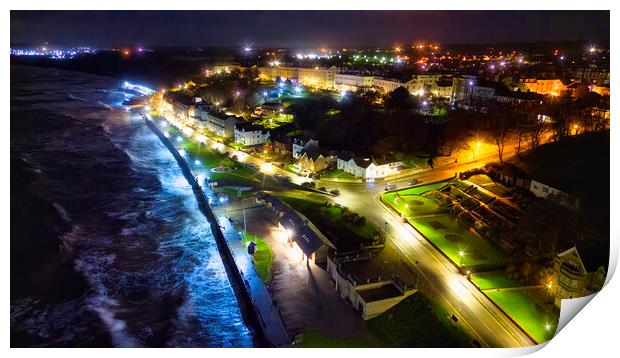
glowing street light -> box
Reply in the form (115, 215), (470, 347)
(194, 159), (201, 166)
(176, 136), (183, 143)
(589, 47), (597, 53)
(545, 323), (552, 331)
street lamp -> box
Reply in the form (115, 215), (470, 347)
(459, 250), (465, 268)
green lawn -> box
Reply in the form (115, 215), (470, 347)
(241, 233), (273, 284)
(296, 331), (370, 348)
(470, 271), (521, 290)
(430, 107), (448, 117)
(323, 206), (379, 242)
(180, 140), (234, 169)
(382, 180), (506, 268)
(320, 169), (357, 180)
(209, 167), (258, 182)
(389, 194), (444, 217)
(384, 180), (451, 199)
(486, 289), (558, 343)
(397, 154), (428, 169)
(275, 190), (327, 212)
(382, 180), (451, 216)
(217, 187), (254, 199)
(254, 113), (294, 129)
(367, 293), (461, 347)
(410, 215), (506, 267)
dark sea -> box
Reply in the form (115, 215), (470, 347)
(10, 65), (253, 347)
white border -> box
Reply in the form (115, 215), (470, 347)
(5, 2), (617, 358)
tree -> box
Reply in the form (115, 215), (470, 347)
(385, 86), (416, 112)
(485, 104), (515, 164)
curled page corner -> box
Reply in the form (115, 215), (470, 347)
(555, 294), (596, 336)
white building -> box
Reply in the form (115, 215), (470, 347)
(334, 73), (375, 92)
(298, 66), (338, 89)
(337, 155), (403, 180)
(372, 77), (412, 93)
(194, 104), (240, 138)
(234, 123), (271, 146)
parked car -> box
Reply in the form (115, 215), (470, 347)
(318, 186), (327, 192)
(330, 189), (340, 196)
(274, 173), (282, 178)
(301, 181), (316, 188)
(385, 183), (397, 191)
(408, 178), (421, 186)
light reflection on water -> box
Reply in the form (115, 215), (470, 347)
(10, 66), (253, 347)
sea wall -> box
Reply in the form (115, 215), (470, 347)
(143, 115), (268, 346)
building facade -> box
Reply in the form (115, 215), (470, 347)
(334, 73), (375, 92)
(517, 78), (566, 96)
(234, 123), (271, 146)
(552, 245), (606, 308)
(337, 156), (403, 180)
(298, 66), (338, 89)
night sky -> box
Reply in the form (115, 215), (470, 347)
(11, 10), (609, 48)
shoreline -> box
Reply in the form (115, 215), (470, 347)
(143, 114), (283, 347)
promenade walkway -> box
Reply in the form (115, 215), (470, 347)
(217, 216), (290, 347)
(143, 114), (289, 347)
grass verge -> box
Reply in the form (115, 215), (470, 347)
(241, 233), (273, 284)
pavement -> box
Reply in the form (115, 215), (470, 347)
(223, 203), (371, 342)
(217, 214), (290, 347)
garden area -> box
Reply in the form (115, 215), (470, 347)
(382, 180), (507, 269)
(485, 288), (558, 344)
(254, 113), (294, 129)
(319, 168), (357, 180)
(470, 271), (520, 290)
(174, 134), (260, 182)
(411, 215), (507, 268)
(466, 174), (511, 197)
(241, 233), (273, 284)
(470, 271), (559, 344)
